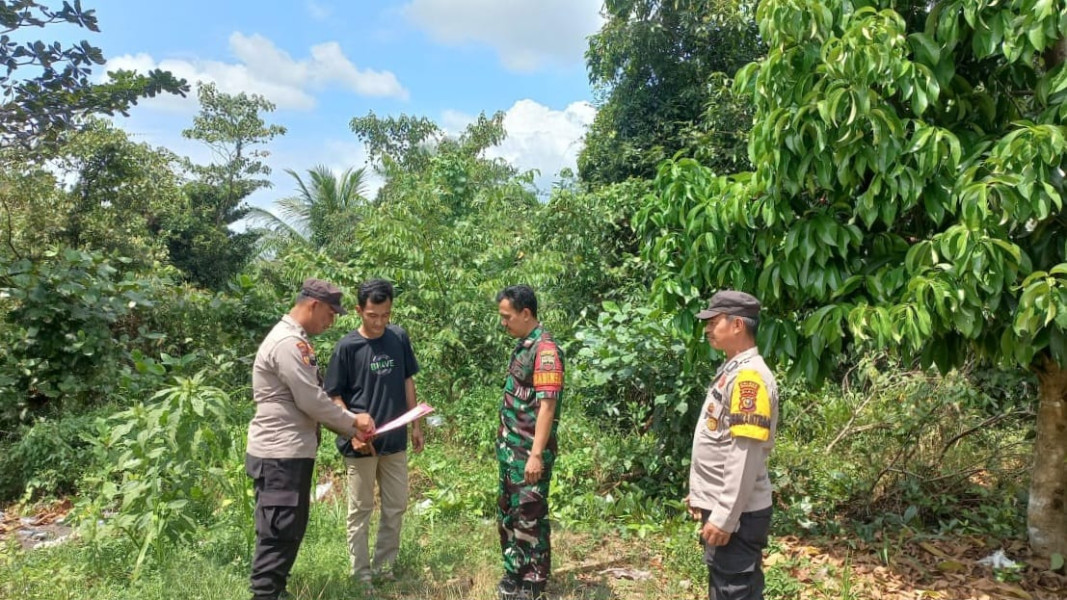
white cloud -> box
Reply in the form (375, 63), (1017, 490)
(402, 0), (603, 72)
(446, 99), (595, 191)
(440, 109), (476, 134)
(105, 32), (408, 112)
(306, 0), (331, 21)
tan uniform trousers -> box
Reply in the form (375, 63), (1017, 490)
(344, 451), (408, 579)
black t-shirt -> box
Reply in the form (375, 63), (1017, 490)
(324, 324), (419, 457)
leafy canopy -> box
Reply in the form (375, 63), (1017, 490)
(0, 0), (187, 155)
(638, 0), (1067, 382)
(580, 0), (764, 185)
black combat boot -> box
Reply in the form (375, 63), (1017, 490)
(497, 573), (520, 599)
(517, 580), (547, 600)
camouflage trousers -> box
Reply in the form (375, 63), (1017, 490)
(497, 458), (552, 583)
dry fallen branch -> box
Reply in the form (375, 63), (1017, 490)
(939, 410), (1031, 461)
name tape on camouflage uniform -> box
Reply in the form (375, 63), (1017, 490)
(533, 372), (563, 387)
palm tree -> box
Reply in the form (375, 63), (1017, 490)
(247, 165), (369, 257)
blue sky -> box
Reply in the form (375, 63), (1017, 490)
(78, 0), (604, 206)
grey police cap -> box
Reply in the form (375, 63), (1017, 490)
(299, 278), (348, 315)
(695, 290), (761, 320)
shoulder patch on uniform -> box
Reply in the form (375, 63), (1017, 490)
(295, 341), (316, 368)
(535, 342), (561, 368)
(538, 349), (557, 369)
(729, 369), (771, 441)
(533, 343), (563, 392)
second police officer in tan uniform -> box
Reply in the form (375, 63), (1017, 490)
(246, 279), (376, 600)
(686, 290), (779, 600)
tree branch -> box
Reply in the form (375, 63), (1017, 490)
(0, 184), (23, 260)
(1044, 37), (1067, 70)
(938, 409), (1032, 461)
(826, 391), (879, 452)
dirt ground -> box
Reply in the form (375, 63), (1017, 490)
(4, 499), (1065, 600)
(0, 499), (75, 551)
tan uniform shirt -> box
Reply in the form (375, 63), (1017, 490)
(247, 315), (361, 459)
(689, 347), (779, 532)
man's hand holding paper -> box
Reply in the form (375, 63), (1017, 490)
(350, 403), (433, 455)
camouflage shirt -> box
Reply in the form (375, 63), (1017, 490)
(497, 326), (564, 463)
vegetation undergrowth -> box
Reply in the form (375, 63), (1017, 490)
(2, 365), (1039, 599)
(4, 2), (1065, 598)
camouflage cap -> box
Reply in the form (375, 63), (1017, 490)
(695, 290), (761, 320)
(299, 278), (348, 315)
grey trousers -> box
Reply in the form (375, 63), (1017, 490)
(700, 507), (773, 600)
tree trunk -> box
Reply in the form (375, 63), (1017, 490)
(1029, 358), (1067, 556)
(1044, 37), (1067, 71)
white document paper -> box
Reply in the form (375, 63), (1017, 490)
(374, 402), (435, 434)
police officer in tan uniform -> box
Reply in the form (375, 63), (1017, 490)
(246, 279), (376, 600)
(685, 290), (778, 600)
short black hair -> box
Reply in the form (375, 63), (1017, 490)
(358, 278), (394, 308)
(496, 285), (538, 318)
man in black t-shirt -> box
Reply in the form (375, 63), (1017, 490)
(325, 279), (422, 585)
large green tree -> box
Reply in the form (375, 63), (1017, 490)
(638, 0), (1067, 555)
(168, 83), (286, 289)
(580, 0), (764, 186)
(61, 120), (185, 264)
(0, 119), (185, 265)
(349, 112), (555, 402)
(534, 178), (652, 321)
(0, 0), (186, 156)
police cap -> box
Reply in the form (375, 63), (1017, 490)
(695, 290), (761, 320)
(299, 278), (348, 315)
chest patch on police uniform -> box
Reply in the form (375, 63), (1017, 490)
(728, 369), (771, 440)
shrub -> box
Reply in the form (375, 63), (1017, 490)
(0, 409), (105, 501)
(570, 301), (708, 495)
(0, 248), (163, 427)
(77, 371), (244, 578)
(435, 385), (499, 458)
(771, 357), (1033, 537)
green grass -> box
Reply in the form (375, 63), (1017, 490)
(1, 440), (746, 600)
(1, 502), (701, 600)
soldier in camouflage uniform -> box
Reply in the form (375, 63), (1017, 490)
(495, 285), (563, 600)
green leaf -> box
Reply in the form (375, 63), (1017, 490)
(909, 32), (941, 66)
(972, 28), (995, 58)
(913, 86), (929, 116)
(1027, 24), (1046, 52)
